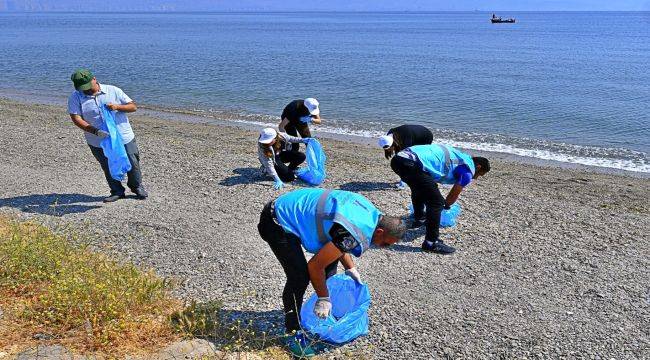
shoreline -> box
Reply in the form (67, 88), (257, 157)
(1, 98), (648, 358)
(0, 91), (647, 178)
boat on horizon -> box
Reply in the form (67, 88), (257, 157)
(491, 14), (516, 23)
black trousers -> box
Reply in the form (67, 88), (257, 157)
(275, 151), (306, 182)
(284, 122), (311, 153)
(258, 202), (338, 333)
(89, 139), (144, 196)
(390, 155), (445, 242)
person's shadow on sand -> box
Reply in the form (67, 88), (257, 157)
(219, 167), (265, 186)
(388, 243), (424, 253)
(172, 305), (285, 348)
(0, 193), (103, 216)
(178, 305), (344, 354)
(220, 167), (316, 189)
(338, 181), (395, 192)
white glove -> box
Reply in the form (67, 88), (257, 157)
(95, 129), (109, 139)
(273, 178), (284, 190)
(345, 267), (362, 284)
(314, 297), (332, 319)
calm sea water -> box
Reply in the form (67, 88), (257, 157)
(1, 12), (648, 172)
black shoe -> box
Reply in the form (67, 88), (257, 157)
(103, 194), (125, 203)
(422, 240), (456, 254)
(133, 187), (148, 200)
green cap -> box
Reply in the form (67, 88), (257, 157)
(71, 69), (94, 91)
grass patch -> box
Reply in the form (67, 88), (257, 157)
(0, 216), (181, 355)
(0, 216), (340, 359)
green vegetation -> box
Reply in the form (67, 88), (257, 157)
(0, 216), (179, 354)
(0, 216), (341, 359)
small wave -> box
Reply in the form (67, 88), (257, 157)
(2, 92), (646, 174)
(438, 139), (649, 173)
(224, 117), (649, 174)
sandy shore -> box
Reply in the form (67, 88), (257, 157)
(0, 98), (648, 359)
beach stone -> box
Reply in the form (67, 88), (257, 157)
(15, 345), (73, 360)
(1, 99), (649, 359)
(153, 339), (218, 359)
(33, 333), (55, 340)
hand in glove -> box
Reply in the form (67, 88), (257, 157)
(95, 129), (109, 139)
(273, 178), (284, 190)
(314, 297), (332, 319)
(345, 267), (362, 284)
(301, 137), (312, 144)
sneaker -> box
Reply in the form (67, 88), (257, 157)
(103, 194), (125, 203)
(422, 240), (456, 255)
(285, 332), (316, 358)
(133, 187), (148, 200)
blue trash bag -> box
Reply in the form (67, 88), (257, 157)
(300, 274), (370, 344)
(408, 203), (462, 228)
(440, 203), (462, 227)
(295, 138), (327, 186)
(99, 105), (131, 181)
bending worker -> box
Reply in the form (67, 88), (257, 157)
(278, 98), (321, 153)
(378, 124), (433, 189)
(258, 188), (406, 357)
(390, 143), (490, 254)
(258, 128), (309, 190)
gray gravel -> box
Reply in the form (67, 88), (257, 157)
(1, 98), (649, 359)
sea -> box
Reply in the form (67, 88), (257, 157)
(0, 11), (648, 173)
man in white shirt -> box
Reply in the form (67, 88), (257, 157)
(67, 69), (148, 203)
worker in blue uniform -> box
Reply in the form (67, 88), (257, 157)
(390, 144), (490, 254)
(257, 188), (406, 358)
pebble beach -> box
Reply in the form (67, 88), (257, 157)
(0, 98), (648, 359)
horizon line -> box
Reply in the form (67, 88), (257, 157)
(1, 10), (649, 13)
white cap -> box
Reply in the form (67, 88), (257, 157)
(304, 98), (320, 116)
(258, 128), (277, 144)
(378, 134), (394, 149)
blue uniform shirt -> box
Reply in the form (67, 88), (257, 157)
(452, 164), (473, 187)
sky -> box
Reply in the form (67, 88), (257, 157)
(2, 0), (650, 12)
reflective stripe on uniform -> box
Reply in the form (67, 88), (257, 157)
(315, 190), (369, 252)
(316, 189), (334, 243)
(438, 144), (465, 183)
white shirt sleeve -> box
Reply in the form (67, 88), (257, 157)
(67, 92), (81, 115)
(114, 86), (133, 104)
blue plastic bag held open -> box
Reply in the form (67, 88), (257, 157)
(295, 139), (327, 186)
(300, 274), (370, 344)
(99, 105), (131, 181)
(409, 203), (461, 227)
